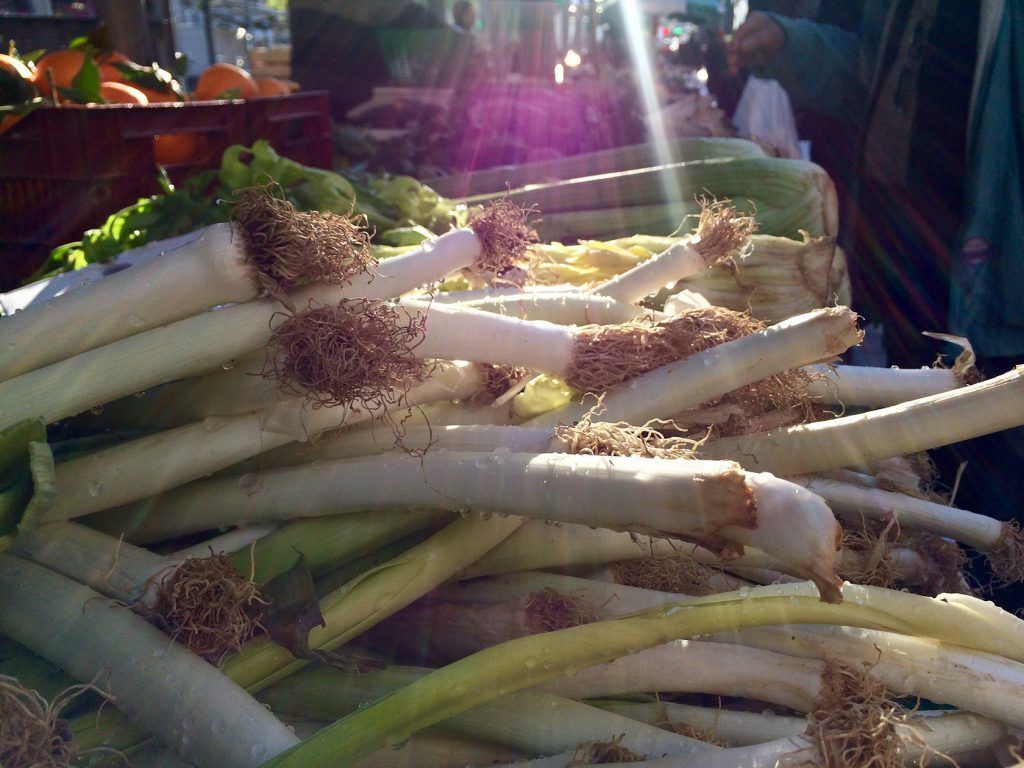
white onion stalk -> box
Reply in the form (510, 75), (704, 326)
(94, 452), (843, 601)
(461, 521), (792, 582)
(424, 284), (576, 303)
(234, 402), (521, 477)
(267, 299), (808, 417)
(590, 200), (755, 304)
(803, 476), (1024, 583)
(597, 701), (807, 746)
(542, 639), (824, 713)
(599, 701), (1006, 761)
(65, 514), (527, 757)
(701, 365), (1024, 475)
(24, 362), (482, 526)
(456, 292), (664, 326)
(804, 363), (963, 407)
(524, 306), (860, 428)
(94, 354), (278, 429)
(492, 740), (811, 768)
(11, 521), (179, 608)
(352, 734), (525, 768)
(491, 712), (1008, 768)
(0, 554), (299, 768)
(257, 582), (1024, 768)
(259, 665), (713, 760)
(172, 524), (278, 559)
(717, 624), (1024, 730)
(0, 214), (526, 432)
(96, 354), (510, 431)
(241, 423), (559, 465)
(10, 520), (271, 664)
(0, 191), (377, 383)
(0, 229), (203, 315)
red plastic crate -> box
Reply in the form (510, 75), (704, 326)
(0, 91), (332, 289)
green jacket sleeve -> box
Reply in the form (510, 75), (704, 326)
(951, 0), (1024, 357)
(754, 9), (880, 123)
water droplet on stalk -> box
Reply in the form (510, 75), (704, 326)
(88, 479), (104, 497)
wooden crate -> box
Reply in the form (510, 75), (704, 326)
(251, 45), (292, 79)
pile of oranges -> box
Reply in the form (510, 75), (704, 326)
(1, 47), (295, 166)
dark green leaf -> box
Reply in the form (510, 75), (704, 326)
(258, 552), (326, 660)
(112, 61), (185, 100)
(69, 53), (102, 103)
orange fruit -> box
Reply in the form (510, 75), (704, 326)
(32, 49), (89, 97)
(0, 52), (33, 81)
(0, 54), (35, 134)
(194, 62), (258, 100)
(134, 83), (183, 104)
(255, 77), (291, 97)
(99, 81), (148, 104)
(153, 132), (203, 166)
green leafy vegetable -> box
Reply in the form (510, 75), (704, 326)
(35, 141), (455, 281)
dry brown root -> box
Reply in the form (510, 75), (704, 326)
(988, 522), (1024, 586)
(807, 662), (907, 768)
(0, 675), (81, 768)
(556, 399), (700, 460)
(264, 298), (427, 409)
(691, 369), (825, 439)
(689, 197), (757, 266)
(566, 306), (763, 394)
(839, 517), (972, 596)
(150, 554), (266, 664)
(471, 363), (532, 405)
(231, 186), (374, 303)
(839, 519), (900, 589)
(525, 587), (597, 632)
(465, 199), (538, 287)
(569, 735), (644, 765)
(609, 556), (718, 596)
(907, 531), (973, 596)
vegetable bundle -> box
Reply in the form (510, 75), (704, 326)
(1, 174), (1023, 768)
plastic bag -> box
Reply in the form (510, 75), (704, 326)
(732, 76), (802, 159)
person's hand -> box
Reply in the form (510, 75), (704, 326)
(727, 13), (785, 75)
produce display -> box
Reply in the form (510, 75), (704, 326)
(0, 40), (293, 166)
(32, 141), (452, 280)
(1, 141), (1023, 768)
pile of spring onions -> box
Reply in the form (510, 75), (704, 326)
(1, 182), (1024, 768)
